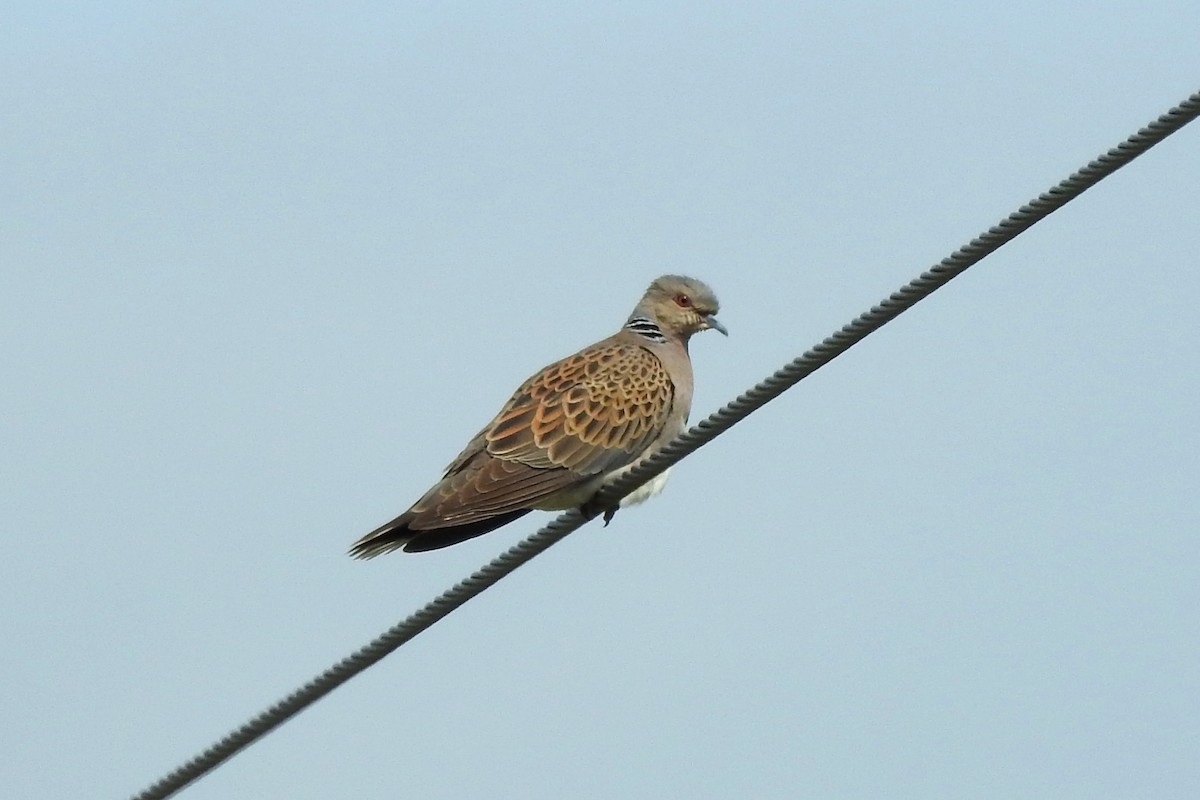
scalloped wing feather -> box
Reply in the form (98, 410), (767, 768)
(353, 341), (677, 554)
(485, 342), (674, 475)
(401, 342), (674, 524)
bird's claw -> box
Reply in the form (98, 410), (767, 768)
(580, 498), (619, 526)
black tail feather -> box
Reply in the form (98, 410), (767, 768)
(350, 509), (533, 558)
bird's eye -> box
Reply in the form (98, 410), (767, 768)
(674, 294), (692, 308)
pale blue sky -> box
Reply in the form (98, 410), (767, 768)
(3, 4), (1198, 799)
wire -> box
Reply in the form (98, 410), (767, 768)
(129, 88), (1200, 800)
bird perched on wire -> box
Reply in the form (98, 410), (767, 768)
(350, 275), (726, 557)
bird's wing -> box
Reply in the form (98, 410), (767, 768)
(405, 341), (676, 527)
(484, 341), (675, 474)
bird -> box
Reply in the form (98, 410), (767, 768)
(350, 274), (726, 557)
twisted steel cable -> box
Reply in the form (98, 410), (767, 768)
(130, 88), (1200, 800)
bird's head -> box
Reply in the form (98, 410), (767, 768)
(635, 274), (727, 340)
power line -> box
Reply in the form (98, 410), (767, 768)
(129, 88), (1200, 800)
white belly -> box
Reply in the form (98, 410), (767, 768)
(533, 455), (675, 513)
(616, 466), (672, 507)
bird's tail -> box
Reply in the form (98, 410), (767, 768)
(349, 509), (533, 558)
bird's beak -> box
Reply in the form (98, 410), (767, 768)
(704, 314), (729, 336)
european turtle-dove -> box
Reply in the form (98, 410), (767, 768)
(350, 275), (725, 556)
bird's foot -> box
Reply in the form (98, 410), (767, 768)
(579, 498), (619, 526)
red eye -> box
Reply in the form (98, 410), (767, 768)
(674, 293), (692, 308)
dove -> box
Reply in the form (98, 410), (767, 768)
(351, 274), (724, 556)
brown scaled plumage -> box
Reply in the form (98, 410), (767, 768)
(350, 274), (725, 556)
